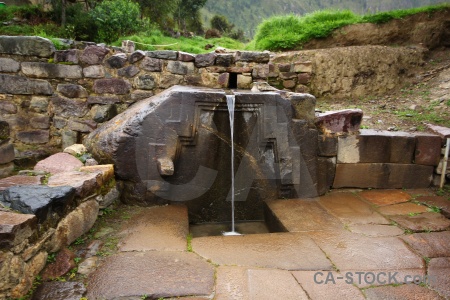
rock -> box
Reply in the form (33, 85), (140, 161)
(87, 95), (121, 105)
(128, 50), (145, 63)
(215, 54), (234, 66)
(237, 74), (252, 89)
(79, 45), (110, 65)
(178, 51), (196, 62)
(288, 93), (316, 121)
(426, 123), (450, 138)
(133, 74), (157, 90)
(61, 130), (78, 149)
(85, 158), (98, 166)
(364, 284), (443, 300)
(93, 78), (131, 94)
(105, 53), (127, 68)
(0, 175), (42, 191)
(315, 109), (363, 134)
(50, 200), (99, 252)
(41, 248), (76, 280)
(16, 130), (49, 144)
(401, 231), (450, 258)
(67, 119), (97, 133)
(297, 73), (311, 84)
(63, 144), (87, 156)
(50, 96), (89, 118)
(117, 65), (140, 78)
(78, 240), (103, 259)
(0, 211), (36, 248)
(29, 115), (50, 129)
(389, 212), (450, 232)
(195, 53), (217, 67)
(0, 58), (20, 72)
(0, 74), (53, 95)
(0, 185), (76, 224)
(130, 90), (154, 101)
(0, 162), (15, 178)
(47, 170), (102, 198)
(56, 84), (88, 98)
(21, 62), (82, 79)
(96, 186), (119, 208)
(293, 61), (312, 73)
(0, 36), (55, 57)
(414, 133), (442, 166)
(29, 97), (49, 113)
(31, 281), (86, 300)
(53, 49), (78, 64)
(0, 143), (14, 164)
(252, 64), (270, 79)
(318, 135), (338, 156)
(427, 258), (450, 298)
(146, 50), (177, 60)
(167, 61), (195, 75)
(140, 56), (162, 72)
(0, 121), (10, 140)
(77, 257), (98, 276)
(34, 153), (83, 174)
(82, 65), (105, 78)
(234, 51), (270, 63)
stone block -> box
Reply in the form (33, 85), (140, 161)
(277, 63), (291, 72)
(185, 74), (202, 86)
(48, 170), (102, 198)
(29, 115), (50, 129)
(129, 50), (145, 63)
(31, 281), (86, 300)
(87, 95), (121, 105)
(318, 134), (338, 156)
(130, 90), (154, 101)
(53, 117), (67, 129)
(252, 64), (270, 79)
(0, 121), (10, 140)
(282, 79), (296, 89)
(54, 49), (78, 64)
(279, 72), (297, 80)
(56, 84), (88, 98)
(315, 109), (363, 134)
(215, 54), (234, 66)
(16, 130), (49, 144)
(21, 62), (82, 79)
(140, 57), (162, 72)
(234, 51), (270, 63)
(133, 74), (157, 90)
(297, 73), (311, 84)
(29, 97), (49, 113)
(63, 144), (86, 156)
(167, 61), (194, 75)
(178, 51), (195, 62)
(50, 96), (89, 118)
(91, 104), (117, 123)
(105, 53), (127, 69)
(160, 74), (183, 89)
(293, 61), (312, 73)
(93, 78), (131, 94)
(333, 163), (433, 189)
(0, 175), (42, 191)
(195, 53), (217, 67)
(79, 45), (110, 65)
(146, 50), (177, 60)
(414, 133), (442, 166)
(34, 153), (83, 174)
(79, 164), (115, 183)
(41, 247), (76, 280)
(317, 156), (336, 195)
(218, 73), (229, 87)
(288, 93), (316, 121)
(62, 130), (78, 149)
(0, 162), (14, 178)
(237, 74), (252, 89)
(0, 74), (53, 95)
(0, 58), (20, 72)
(0, 101), (17, 114)
(83, 65), (105, 78)
(0, 36), (55, 57)
(67, 119), (97, 133)
(117, 65), (139, 78)
(0, 211), (36, 248)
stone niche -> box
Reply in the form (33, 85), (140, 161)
(85, 85), (318, 223)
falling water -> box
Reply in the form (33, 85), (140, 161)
(223, 95), (240, 236)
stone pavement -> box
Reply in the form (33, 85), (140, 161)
(36, 189), (450, 299)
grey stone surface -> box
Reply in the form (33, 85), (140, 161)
(128, 50), (145, 63)
(133, 74), (157, 90)
(117, 65), (140, 78)
(0, 121), (10, 140)
(79, 45), (109, 65)
(86, 251), (214, 299)
(0, 58), (20, 72)
(317, 156), (336, 195)
(56, 84), (88, 98)
(67, 119), (97, 133)
(417, 195), (450, 218)
(318, 134), (338, 156)
(401, 231), (450, 258)
(50, 96), (89, 118)
(234, 51), (270, 63)
(16, 130), (49, 144)
(0, 143), (14, 164)
(0, 211), (36, 248)
(91, 104), (117, 123)
(146, 50), (177, 60)
(29, 97), (49, 113)
(288, 93), (316, 121)
(34, 152), (83, 174)
(29, 115), (49, 129)
(178, 51), (196, 62)
(0, 74), (53, 95)
(21, 62), (82, 79)
(0, 36), (55, 57)
(167, 61), (195, 75)
(93, 78), (131, 94)
(140, 56), (162, 71)
(428, 257), (450, 298)
(0, 175), (42, 191)
(364, 284), (444, 300)
(195, 53), (217, 67)
(0, 101), (17, 114)
(53, 49), (79, 64)
(105, 53), (127, 68)
(215, 54), (234, 66)
(316, 109), (363, 134)
(348, 224), (404, 237)
(82, 65), (105, 78)
(61, 130), (77, 149)
(0, 162), (14, 178)
(31, 281), (86, 300)
(87, 95), (121, 105)
(414, 133), (442, 166)
(389, 212), (450, 232)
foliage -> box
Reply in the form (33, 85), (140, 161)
(211, 14), (234, 33)
(90, 0), (142, 43)
(135, 0), (178, 30)
(174, 0), (207, 33)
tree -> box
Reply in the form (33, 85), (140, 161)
(174, 0), (207, 33)
(210, 14), (233, 33)
(135, 0), (178, 29)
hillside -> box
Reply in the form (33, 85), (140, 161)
(202, 0), (446, 37)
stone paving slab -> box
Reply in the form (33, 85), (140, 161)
(293, 271), (365, 300)
(215, 266), (249, 300)
(347, 224), (404, 237)
(86, 251), (214, 300)
(192, 232), (333, 270)
(340, 269), (427, 288)
(306, 230), (424, 271)
(265, 199), (342, 232)
(416, 196), (450, 218)
(401, 231), (450, 258)
(358, 190), (411, 206)
(363, 283), (445, 300)
(428, 257), (450, 299)
(0, 175), (42, 191)
(248, 269), (308, 300)
(389, 212), (450, 232)
(117, 205), (188, 252)
(318, 192), (389, 225)
(377, 202), (429, 215)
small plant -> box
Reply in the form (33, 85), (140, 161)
(427, 206), (441, 213)
(74, 257), (82, 264)
(74, 237), (86, 245)
(46, 253), (56, 263)
(408, 212), (420, 216)
(186, 233), (193, 252)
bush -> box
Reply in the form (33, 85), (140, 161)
(90, 0), (141, 43)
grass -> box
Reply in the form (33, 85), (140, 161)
(253, 3), (449, 51)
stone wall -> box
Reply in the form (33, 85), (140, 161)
(0, 36), (425, 177)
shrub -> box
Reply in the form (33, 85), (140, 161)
(90, 0), (141, 43)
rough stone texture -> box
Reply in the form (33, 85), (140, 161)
(93, 78), (131, 94)
(31, 281), (86, 300)
(0, 57), (20, 72)
(29, 97), (48, 113)
(34, 153), (83, 174)
(0, 185), (76, 224)
(105, 53), (127, 68)
(29, 115), (50, 129)
(0, 211), (36, 248)
(79, 45), (109, 65)
(192, 232), (332, 270)
(348, 224), (404, 237)
(293, 271), (365, 300)
(378, 202), (428, 215)
(96, 186), (119, 208)
(117, 65), (140, 78)
(318, 134), (338, 156)
(16, 130), (49, 144)
(47, 171), (102, 198)
(333, 163), (433, 189)
(67, 119), (97, 133)
(265, 199), (341, 232)
(289, 93), (316, 121)
(389, 212), (450, 232)
(235, 51), (270, 63)
(237, 74), (252, 89)
(10, 251), (47, 298)
(428, 257), (450, 298)
(87, 95), (120, 105)
(21, 62), (82, 79)
(41, 248), (76, 280)
(61, 130), (77, 149)
(317, 156), (336, 195)
(82, 65), (105, 78)
(50, 200), (99, 252)
(79, 164), (114, 183)
(216, 54), (234, 67)
(53, 49), (79, 64)
(0, 101), (17, 114)
(0, 143), (14, 164)
(86, 251), (214, 299)
(178, 51), (196, 62)
(427, 123), (450, 138)
(0, 74), (53, 95)
(140, 56), (162, 72)
(50, 96), (89, 118)
(359, 190), (412, 206)
(167, 61), (195, 75)
(129, 50), (145, 63)
(0, 175), (42, 191)
(91, 104), (117, 123)
(417, 196), (450, 218)
(315, 109), (363, 134)
(364, 284), (444, 300)
(401, 231), (450, 258)
(146, 50), (178, 60)
(0, 36), (55, 57)
(118, 206), (188, 251)
(56, 84), (88, 98)
(318, 192), (389, 225)
(0, 162), (15, 178)
(63, 144), (86, 156)
(133, 74), (157, 89)
(214, 266), (250, 300)
(195, 53), (217, 67)
(414, 133), (442, 166)
(77, 256), (98, 276)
